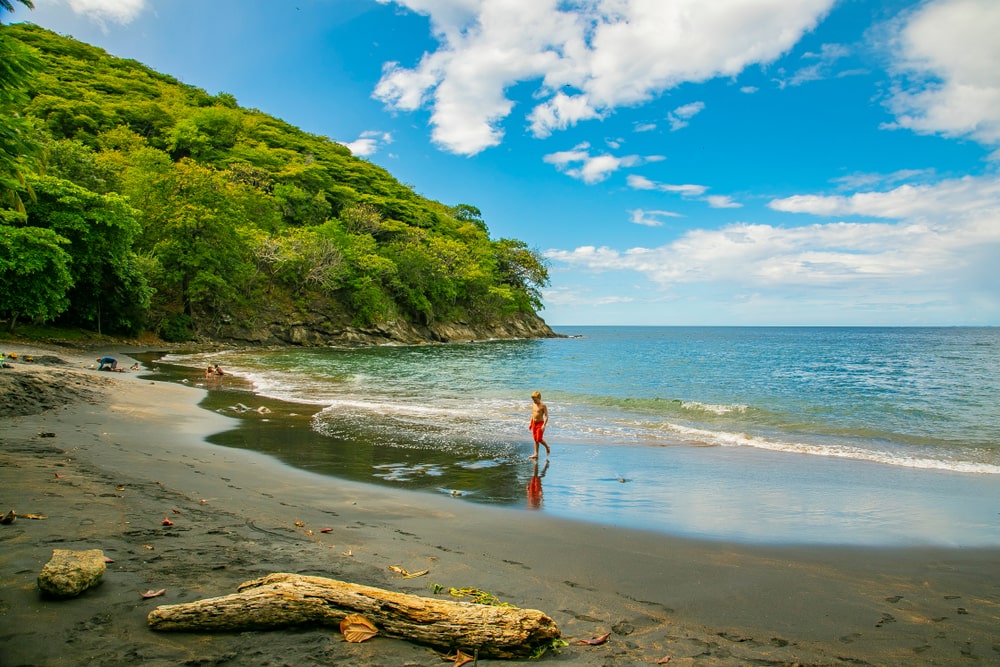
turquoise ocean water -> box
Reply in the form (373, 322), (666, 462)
(161, 327), (1000, 546)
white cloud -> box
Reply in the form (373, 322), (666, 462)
(626, 174), (657, 190)
(667, 101), (705, 131)
(626, 175), (707, 197)
(58, 0), (147, 25)
(630, 209), (682, 227)
(706, 195), (742, 209)
(884, 0), (1000, 146)
(544, 143), (662, 184)
(548, 176), (1000, 315)
(778, 42), (852, 87)
(528, 91), (604, 138)
(832, 169), (936, 190)
(341, 130), (393, 157)
(662, 183), (709, 197)
(376, 0), (836, 155)
(768, 175), (1000, 219)
(628, 174), (742, 207)
(541, 285), (636, 308)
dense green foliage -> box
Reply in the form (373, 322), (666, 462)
(0, 22), (548, 339)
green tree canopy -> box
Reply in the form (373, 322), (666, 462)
(0, 23), (551, 340)
(0, 21), (41, 211)
(0, 225), (72, 331)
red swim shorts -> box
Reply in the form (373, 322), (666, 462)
(530, 421), (545, 441)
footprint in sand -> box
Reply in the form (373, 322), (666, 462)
(875, 613), (896, 628)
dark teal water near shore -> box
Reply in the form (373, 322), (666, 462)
(158, 326), (1000, 546)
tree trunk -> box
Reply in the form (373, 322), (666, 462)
(147, 573), (561, 659)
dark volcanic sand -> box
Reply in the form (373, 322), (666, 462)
(2, 343), (998, 666)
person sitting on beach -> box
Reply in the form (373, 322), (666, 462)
(204, 364), (215, 378)
(529, 390), (551, 459)
(130, 362), (140, 371)
(96, 356), (118, 371)
(213, 364), (225, 376)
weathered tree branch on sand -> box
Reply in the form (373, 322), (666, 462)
(147, 573), (561, 658)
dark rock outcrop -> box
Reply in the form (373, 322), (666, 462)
(207, 312), (559, 347)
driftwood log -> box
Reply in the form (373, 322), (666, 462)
(148, 573), (561, 658)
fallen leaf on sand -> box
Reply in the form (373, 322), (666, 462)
(294, 520), (305, 527)
(116, 486), (125, 491)
(340, 614), (378, 643)
(574, 632), (611, 646)
(53, 473), (64, 479)
(171, 508), (182, 514)
(305, 529), (314, 536)
(1, 510), (14, 525)
(342, 550), (353, 557)
(657, 656), (671, 664)
(143, 544), (154, 550)
(141, 589), (166, 599)
(443, 649), (475, 666)
(320, 528), (333, 533)
(103, 556), (115, 563)
(22, 513), (47, 520)
(161, 517), (174, 526)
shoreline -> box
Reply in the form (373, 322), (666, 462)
(150, 348), (1000, 548)
(2, 343), (999, 665)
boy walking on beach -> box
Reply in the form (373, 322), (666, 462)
(529, 390), (550, 459)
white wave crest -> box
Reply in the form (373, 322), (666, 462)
(667, 424), (1000, 474)
(679, 401), (749, 415)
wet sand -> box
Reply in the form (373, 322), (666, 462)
(1, 343), (998, 666)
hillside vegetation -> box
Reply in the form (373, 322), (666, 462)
(0, 22), (553, 344)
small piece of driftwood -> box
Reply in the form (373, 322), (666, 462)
(148, 573), (561, 658)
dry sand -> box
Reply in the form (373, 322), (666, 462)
(1, 342), (998, 666)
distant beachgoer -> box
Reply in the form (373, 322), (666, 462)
(204, 365), (215, 378)
(529, 390), (551, 459)
(213, 364), (225, 376)
(130, 362), (140, 371)
(96, 356), (117, 371)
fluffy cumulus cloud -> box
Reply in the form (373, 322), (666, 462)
(543, 142), (662, 184)
(884, 0), (1000, 148)
(341, 130), (393, 157)
(376, 0), (836, 155)
(547, 175), (1000, 312)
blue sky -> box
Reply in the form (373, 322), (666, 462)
(11, 0), (1000, 326)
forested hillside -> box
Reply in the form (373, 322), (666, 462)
(0, 22), (553, 344)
